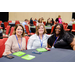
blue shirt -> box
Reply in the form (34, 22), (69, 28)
(22, 22), (27, 30)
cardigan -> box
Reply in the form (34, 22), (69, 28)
(3, 35), (26, 55)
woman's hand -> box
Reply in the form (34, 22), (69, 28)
(6, 51), (12, 55)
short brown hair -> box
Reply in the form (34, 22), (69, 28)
(24, 19), (28, 21)
(36, 23), (47, 35)
(13, 24), (25, 37)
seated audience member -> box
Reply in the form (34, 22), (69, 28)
(69, 18), (75, 24)
(37, 18), (43, 26)
(47, 23), (75, 50)
(46, 18), (51, 26)
(22, 19), (29, 33)
(41, 17), (44, 22)
(30, 18), (34, 26)
(50, 18), (54, 26)
(3, 24), (26, 55)
(55, 15), (62, 24)
(27, 24), (50, 49)
(34, 18), (38, 22)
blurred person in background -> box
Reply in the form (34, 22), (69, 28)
(50, 18), (54, 26)
(22, 19), (29, 33)
(34, 18), (38, 22)
(55, 15), (62, 24)
(46, 18), (51, 26)
(30, 18), (34, 26)
(37, 18), (43, 26)
(69, 18), (75, 24)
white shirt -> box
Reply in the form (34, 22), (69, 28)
(69, 21), (75, 24)
(27, 34), (51, 49)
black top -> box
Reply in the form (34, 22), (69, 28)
(55, 18), (59, 22)
(47, 32), (74, 49)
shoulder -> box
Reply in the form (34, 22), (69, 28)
(8, 35), (15, 39)
(48, 34), (55, 40)
(43, 34), (51, 38)
(5, 35), (15, 44)
(64, 32), (74, 38)
(29, 34), (37, 39)
(31, 34), (37, 37)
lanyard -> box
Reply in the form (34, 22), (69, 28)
(15, 35), (22, 50)
(39, 35), (44, 48)
(53, 36), (59, 46)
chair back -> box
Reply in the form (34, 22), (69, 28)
(8, 20), (12, 23)
(43, 21), (46, 25)
(63, 25), (67, 30)
(33, 21), (36, 26)
(0, 38), (8, 58)
(72, 24), (75, 30)
(5, 26), (10, 35)
(4, 22), (9, 29)
(24, 36), (29, 50)
(0, 21), (2, 25)
(15, 20), (20, 25)
(10, 27), (14, 36)
(25, 25), (30, 33)
(51, 26), (54, 34)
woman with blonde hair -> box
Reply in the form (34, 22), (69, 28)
(27, 23), (50, 49)
(3, 24), (26, 55)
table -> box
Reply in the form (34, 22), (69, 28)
(30, 26), (52, 34)
(0, 48), (75, 62)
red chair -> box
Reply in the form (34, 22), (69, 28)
(71, 24), (75, 34)
(0, 21), (2, 25)
(51, 25), (55, 34)
(25, 25), (34, 35)
(3, 26), (10, 38)
(8, 20), (12, 23)
(63, 25), (70, 32)
(0, 38), (8, 58)
(4, 22), (9, 30)
(33, 21), (36, 26)
(24, 36), (29, 50)
(0, 21), (3, 29)
(43, 21), (46, 25)
(10, 27), (14, 36)
(15, 20), (20, 25)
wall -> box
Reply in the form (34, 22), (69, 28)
(9, 12), (72, 23)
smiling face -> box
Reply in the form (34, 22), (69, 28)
(16, 26), (23, 36)
(38, 25), (44, 35)
(55, 25), (61, 35)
